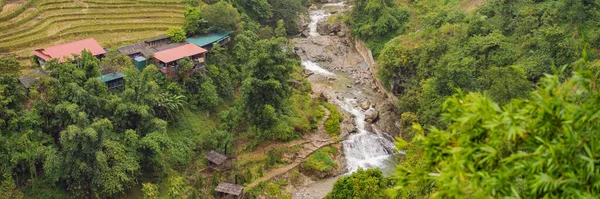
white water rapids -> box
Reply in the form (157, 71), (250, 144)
(302, 2), (398, 175)
(302, 60), (336, 76)
(338, 98), (398, 174)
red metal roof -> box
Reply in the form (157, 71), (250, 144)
(153, 43), (207, 63)
(31, 38), (106, 62)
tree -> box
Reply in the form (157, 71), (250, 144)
(200, 1), (241, 32)
(155, 92), (186, 121)
(204, 130), (233, 154)
(167, 27), (186, 42)
(269, 0), (304, 33)
(100, 48), (133, 74)
(177, 57), (194, 84)
(390, 66), (600, 198)
(275, 19), (286, 37)
(142, 183), (159, 199)
(479, 66), (532, 105)
(240, 39), (295, 130)
(77, 50), (101, 79)
(196, 78), (220, 110)
(0, 75), (26, 128)
(326, 169), (391, 199)
(183, 7), (208, 35)
(231, 0), (272, 22)
(45, 119), (139, 198)
(350, 0), (410, 39)
(0, 56), (21, 76)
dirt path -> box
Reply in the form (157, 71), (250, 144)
(245, 106), (337, 190)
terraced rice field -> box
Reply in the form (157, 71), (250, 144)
(0, 0), (186, 66)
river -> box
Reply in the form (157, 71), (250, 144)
(292, 2), (400, 198)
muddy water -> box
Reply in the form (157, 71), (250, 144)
(292, 2), (400, 198)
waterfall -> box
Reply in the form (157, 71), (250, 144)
(308, 9), (330, 36)
(337, 98), (397, 174)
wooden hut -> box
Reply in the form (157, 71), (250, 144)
(152, 44), (207, 78)
(19, 69), (47, 95)
(98, 72), (125, 89)
(215, 182), (244, 199)
(205, 150), (228, 167)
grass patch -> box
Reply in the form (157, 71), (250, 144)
(0, 0), (35, 22)
(302, 146), (338, 173)
(165, 108), (218, 168)
(323, 103), (342, 136)
(265, 148), (285, 169)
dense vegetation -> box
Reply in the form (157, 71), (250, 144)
(332, 0), (600, 198)
(0, 0), (312, 198)
(390, 60), (600, 198)
(348, 0), (600, 127)
(325, 168), (391, 199)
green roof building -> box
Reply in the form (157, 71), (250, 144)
(98, 72), (125, 89)
(185, 31), (234, 50)
(133, 56), (147, 71)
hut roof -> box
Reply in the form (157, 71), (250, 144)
(32, 38), (106, 62)
(185, 31), (233, 47)
(117, 35), (186, 57)
(215, 182), (244, 196)
(205, 150), (228, 165)
(98, 72), (125, 83)
(153, 43), (207, 63)
(19, 70), (47, 88)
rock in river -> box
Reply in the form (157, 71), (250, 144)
(360, 101), (370, 110)
(365, 109), (379, 123)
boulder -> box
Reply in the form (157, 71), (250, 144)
(317, 20), (343, 36)
(360, 101), (370, 110)
(365, 109), (379, 123)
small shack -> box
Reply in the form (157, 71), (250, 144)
(19, 70), (48, 94)
(98, 72), (125, 89)
(153, 44), (207, 78)
(133, 56), (146, 70)
(32, 38), (106, 68)
(215, 182), (244, 199)
(205, 150), (228, 166)
(185, 31), (234, 51)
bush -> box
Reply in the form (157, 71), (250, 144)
(265, 148), (284, 168)
(166, 26), (186, 42)
(323, 104), (342, 136)
(302, 146), (338, 174)
(325, 168), (391, 199)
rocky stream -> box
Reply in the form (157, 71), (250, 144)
(290, 1), (402, 198)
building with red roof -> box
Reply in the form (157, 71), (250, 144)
(153, 43), (207, 78)
(32, 38), (106, 68)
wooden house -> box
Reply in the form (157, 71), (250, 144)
(32, 38), (106, 68)
(152, 44), (207, 78)
(98, 72), (125, 89)
(206, 150), (228, 167)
